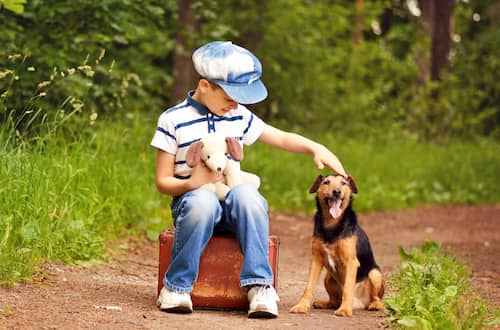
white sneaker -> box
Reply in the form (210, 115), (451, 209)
(156, 286), (193, 313)
(247, 285), (280, 318)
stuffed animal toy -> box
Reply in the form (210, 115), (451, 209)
(185, 134), (260, 200)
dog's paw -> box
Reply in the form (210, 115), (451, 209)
(290, 303), (310, 313)
(367, 300), (384, 311)
(312, 300), (336, 309)
(334, 306), (352, 317)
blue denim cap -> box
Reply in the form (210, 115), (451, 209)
(192, 41), (268, 104)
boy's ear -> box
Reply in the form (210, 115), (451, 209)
(309, 175), (323, 194)
(186, 141), (203, 167)
(225, 137), (243, 161)
(198, 78), (211, 92)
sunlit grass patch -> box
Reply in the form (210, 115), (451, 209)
(0, 114), (167, 285)
(385, 241), (498, 329)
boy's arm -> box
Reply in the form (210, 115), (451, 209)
(258, 124), (346, 176)
(155, 150), (223, 196)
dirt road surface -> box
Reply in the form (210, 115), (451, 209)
(1, 205), (499, 329)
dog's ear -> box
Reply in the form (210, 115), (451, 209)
(309, 175), (323, 194)
(185, 141), (203, 167)
(347, 175), (358, 194)
(225, 137), (243, 161)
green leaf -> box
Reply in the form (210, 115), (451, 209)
(397, 317), (417, 327)
(421, 241), (440, 254)
(398, 245), (414, 261)
(444, 285), (458, 298)
(1, 0), (27, 14)
(146, 229), (158, 242)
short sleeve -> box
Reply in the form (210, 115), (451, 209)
(241, 108), (265, 145)
(150, 112), (177, 154)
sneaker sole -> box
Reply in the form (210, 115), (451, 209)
(157, 300), (193, 314)
(161, 306), (193, 314)
(248, 306), (278, 319)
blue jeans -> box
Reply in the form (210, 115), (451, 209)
(163, 184), (274, 293)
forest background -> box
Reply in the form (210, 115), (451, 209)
(0, 0), (499, 285)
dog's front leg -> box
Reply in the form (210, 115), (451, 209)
(290, 241), (323, 313)
(334, 239), (360, 317)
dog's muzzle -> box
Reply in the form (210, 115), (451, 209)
(326, 192), (343, 219)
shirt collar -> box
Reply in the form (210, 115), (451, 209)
(187, 90), (210, 115)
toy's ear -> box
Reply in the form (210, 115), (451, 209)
(309, 175), (323, 194)
(225, 137), (243, 161)
(347, 175), (358, 194)
(186, 141), (203, 167)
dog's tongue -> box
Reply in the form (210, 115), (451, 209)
(329, 199), (342, 219)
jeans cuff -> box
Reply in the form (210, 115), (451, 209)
(240, 278), (274, 288)
(163, 279), (192, 294)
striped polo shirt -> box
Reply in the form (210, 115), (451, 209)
(151, 90), (265, 179)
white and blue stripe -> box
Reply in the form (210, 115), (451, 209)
(151, 90), (265, 179)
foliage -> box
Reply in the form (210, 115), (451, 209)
(0, 0), (26, 13)
(385, 241), (497, 329)
(0, 0), (177, 134)
(2, 0), (499, 140)
(256, 0), (499, 140)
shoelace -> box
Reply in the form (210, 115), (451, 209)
(253, 285), (280, 302)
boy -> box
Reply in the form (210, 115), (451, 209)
(151, 41), (346, 318)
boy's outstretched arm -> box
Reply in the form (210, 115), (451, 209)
(258, 124), (346, 177)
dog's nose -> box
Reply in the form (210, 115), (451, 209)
(333, 188), (341, 198)
(216, 167), (222, 172)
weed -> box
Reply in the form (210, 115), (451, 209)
(385, 241), (498, 329)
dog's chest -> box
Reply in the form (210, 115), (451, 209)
(321, 243), (338, 272)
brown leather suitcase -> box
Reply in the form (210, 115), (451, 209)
(157, 230), (279, 310)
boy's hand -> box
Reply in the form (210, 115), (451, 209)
(189, 163), (224, 189)
(313, 145), (346, 177)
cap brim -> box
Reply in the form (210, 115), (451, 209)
(214, 79), (268, 105)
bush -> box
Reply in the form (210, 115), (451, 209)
(0, 0), (176, 134)
(386, 242), (497, 329)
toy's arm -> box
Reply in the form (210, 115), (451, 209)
(225, 159), (260, 190)
(224, 159), (243, 187)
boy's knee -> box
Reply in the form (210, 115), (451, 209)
(227, 184), (268, 212)
(178, 189), (221, 224)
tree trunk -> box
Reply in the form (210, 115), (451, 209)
(169, 0), (200, 105)
(419, 0), (435, 34)
(380, 7), (392, 36)
(430, 0), (455, 82)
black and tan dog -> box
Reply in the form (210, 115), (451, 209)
(290, 174), (384, 316)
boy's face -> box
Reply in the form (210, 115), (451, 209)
(197, 80), (238, 116)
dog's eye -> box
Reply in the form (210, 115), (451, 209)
(323, 180), (330, 185)
(341, 181), (347, 185)
(206, 155), (210, 159)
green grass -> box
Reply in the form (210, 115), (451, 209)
(385, 241), (499, 329)
(0, 114), (168, 284)
(1, 117), (499, 286)
(245, 131), (500, 214)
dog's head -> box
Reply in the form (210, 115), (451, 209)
(309, 174), (358, 219)
(185, 135), (243, 173)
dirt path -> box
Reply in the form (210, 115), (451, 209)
(1, 205), (499, 329)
